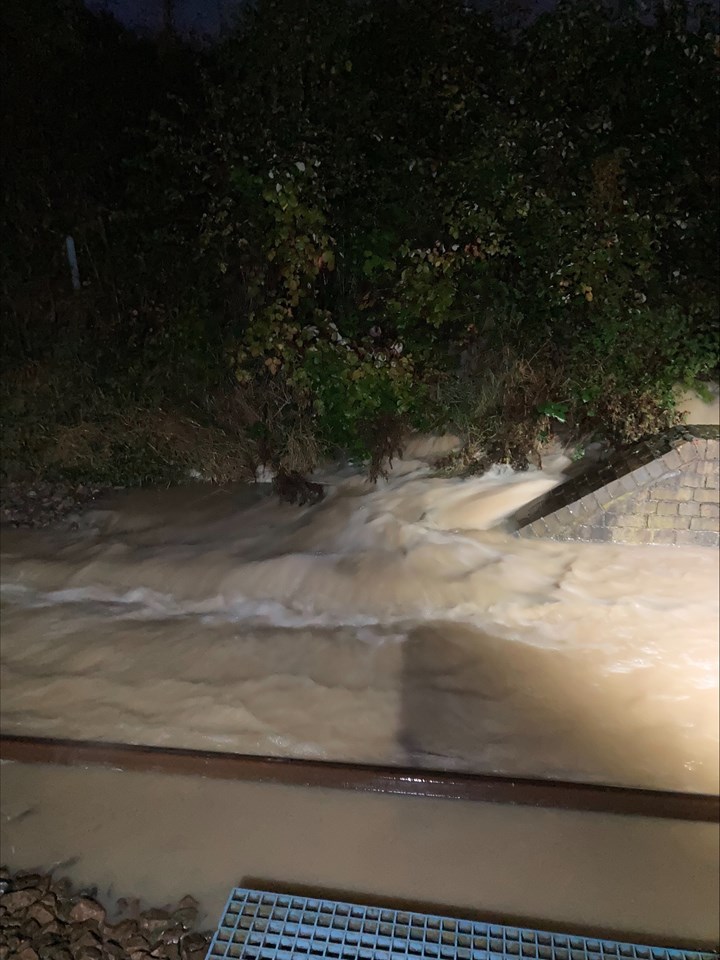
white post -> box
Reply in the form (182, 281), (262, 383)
(65, 235), (81, 291)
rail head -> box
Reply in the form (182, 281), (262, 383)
(1, 734), (718, 823)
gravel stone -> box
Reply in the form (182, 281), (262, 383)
(0, 889), (40, 912)
(0, 868), (211, 960)
(68, 898), (105, 925)
(0, 482), (111, 529)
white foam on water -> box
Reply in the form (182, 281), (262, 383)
(1, 450), (718, 792)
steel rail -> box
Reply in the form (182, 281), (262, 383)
(1, 734), (718, 822)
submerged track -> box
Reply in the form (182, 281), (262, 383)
(1, 734), (718, 822)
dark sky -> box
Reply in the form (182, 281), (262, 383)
(86, 0), (242, 37)
(86, 0), (555, 38)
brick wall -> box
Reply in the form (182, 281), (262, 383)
(603, 437), (718, 547)
(515, 428), (719, 549)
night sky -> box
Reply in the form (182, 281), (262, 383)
(86, 0), (244, 38)
(86, 0), (555, 39)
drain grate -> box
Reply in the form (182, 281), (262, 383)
(206, 888), (717, 960)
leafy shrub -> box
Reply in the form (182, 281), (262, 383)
(1, 0), (717, 482)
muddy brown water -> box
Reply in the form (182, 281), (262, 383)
(1, 434), (719, 948)
(1, 439), (718, 794)
(1, 761), (719, 948)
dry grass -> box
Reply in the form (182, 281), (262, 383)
(0, 406), (252, 489)
(216, 378), (323, 475)
(435, 345), (569, 471)
(485, 351), (567, 468)
(41, 408), (255, 485)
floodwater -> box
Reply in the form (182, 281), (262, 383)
(1, 436), (718, 794)
(1, 761), (719, 948)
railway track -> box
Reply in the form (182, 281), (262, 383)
(1, 734), (718, 822)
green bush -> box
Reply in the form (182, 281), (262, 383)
(1, 0), (717, 481)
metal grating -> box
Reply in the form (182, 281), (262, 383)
(206, 888), (718, 960)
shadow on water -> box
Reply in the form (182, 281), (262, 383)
(398, 622), (718, 793)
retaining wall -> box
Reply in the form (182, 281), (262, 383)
(514, 426), (719, 548)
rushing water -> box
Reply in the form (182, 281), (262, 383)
(1, 437), (718, 793)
